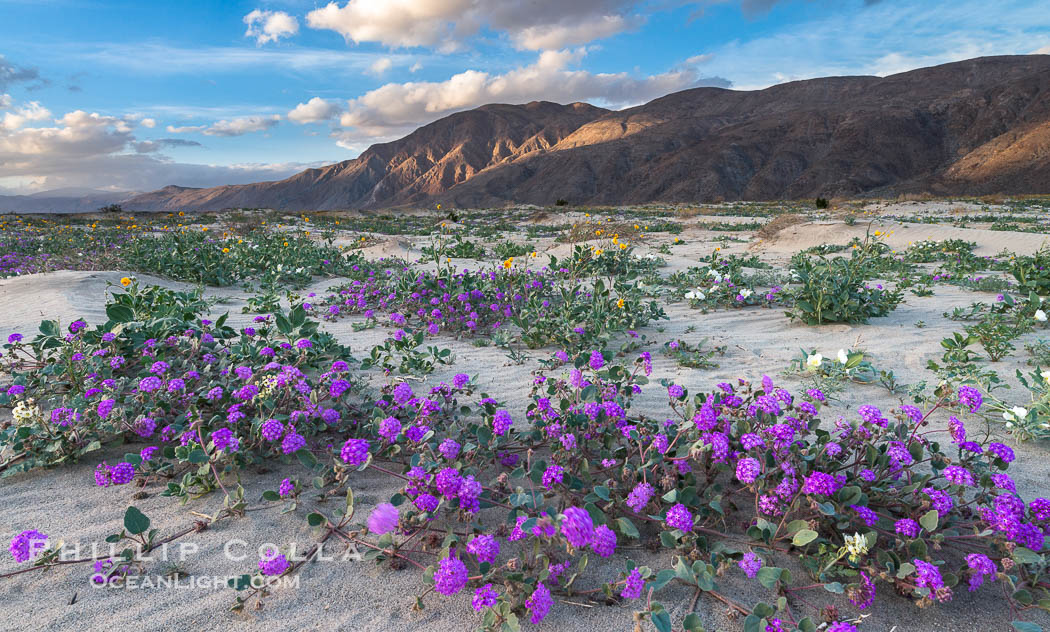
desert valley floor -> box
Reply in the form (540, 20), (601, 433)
(2, 199), (1050, 632)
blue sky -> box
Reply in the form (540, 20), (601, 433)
(1, 0), (1048, 194)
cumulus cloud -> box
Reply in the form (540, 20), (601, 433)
(244, 9), (300, 45)
(287, 97), (343, 124)
(0, 101), (308, 193)
(167, 115), (281, 137)
(336, 48), (727, 140)
(0, 94), (11, 109)
(306, 0), (648, 51)
(1033, 44), (1050, 54)
(1, 101), (52, 131)
(140, 117), (156, 128)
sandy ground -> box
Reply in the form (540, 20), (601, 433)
(2, 205), (1049, 631)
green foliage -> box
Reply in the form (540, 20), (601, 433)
(786, 254), (902, 325)
(120, 229), (359, 287)
(1011, 247), (1050, 295)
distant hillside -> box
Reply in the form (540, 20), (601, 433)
(0, 189), (135, 214)
(122, 55), (1050, 211)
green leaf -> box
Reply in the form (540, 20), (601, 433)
(649, 569), (675, 592)
(823, 582), (844, 594)
(296, 449), (318, 469)
(919, 509), (939, 532)
(683, 613), (705, 632)
(756, 566), (782, 589)
(1014, 590), (1035, 606)
(123, 506), (150, 535)
(1011, 623), (1043, 632)
(306, 512), (326, 527)
(106, 304), (135, 323)
(651, 610), (672, 632)
(793, 529), (818, 546)
(262, 490), (281, 501)
(1013, 547), (1043, 565)
(797, 617), (817, 632)
(187, 449), (209, 464)
(616, 517), (640, 539)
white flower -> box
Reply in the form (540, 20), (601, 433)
(684, 289), (706, 300)
(1004, 406), (1029, 422)
(806, 353), (823, 369)
(844, 532), (869, 562)
(837, 349), (849, 364)
(739, 288), (753, 299)
(1035, 309), (1047, 322)
(1041, 369), (1050, 384)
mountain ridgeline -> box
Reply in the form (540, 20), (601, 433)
(122, 55), (1050, 211)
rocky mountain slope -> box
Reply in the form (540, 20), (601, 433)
(123, 55), (1050, 211)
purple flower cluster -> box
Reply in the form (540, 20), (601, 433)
(367, 503), (399, 534)
(9, 530), (48, 563)
(561, 507), (595, 548)
(258, 548), (289, 576)
(434, 554), (469, 595)
(738, 552), (762, 578)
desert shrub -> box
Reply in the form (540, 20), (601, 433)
(120, 229), (358, 288)
(786, 254), (902, 324)
(492, 240), (534, 260)
(1010, 247), (1050, 295)
(421, 235), (488, 261)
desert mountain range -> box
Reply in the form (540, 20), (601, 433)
(14, 55), (1050, 213)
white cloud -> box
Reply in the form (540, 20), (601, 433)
(1, 101), (52, 131)
(168, 115), (281, 137)
(409, 62), (423, 72)
(336, 48), (722, 140)
(306, 1), (647, 51)
(243, 9), (300, 45)
(368, 57), (394, 76)
(684, 53), (714, 65)
(511, 14), (641, 50)
(1033, 44), (1050, 54)
(204, 115), (281, 136)
(287, 97), (343, 124)
(0, 93), (11, 109)
(0, 102), (310, 193)
(140, 117), (156, 128)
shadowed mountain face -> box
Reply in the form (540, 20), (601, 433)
(124, 56), (1050, 212)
